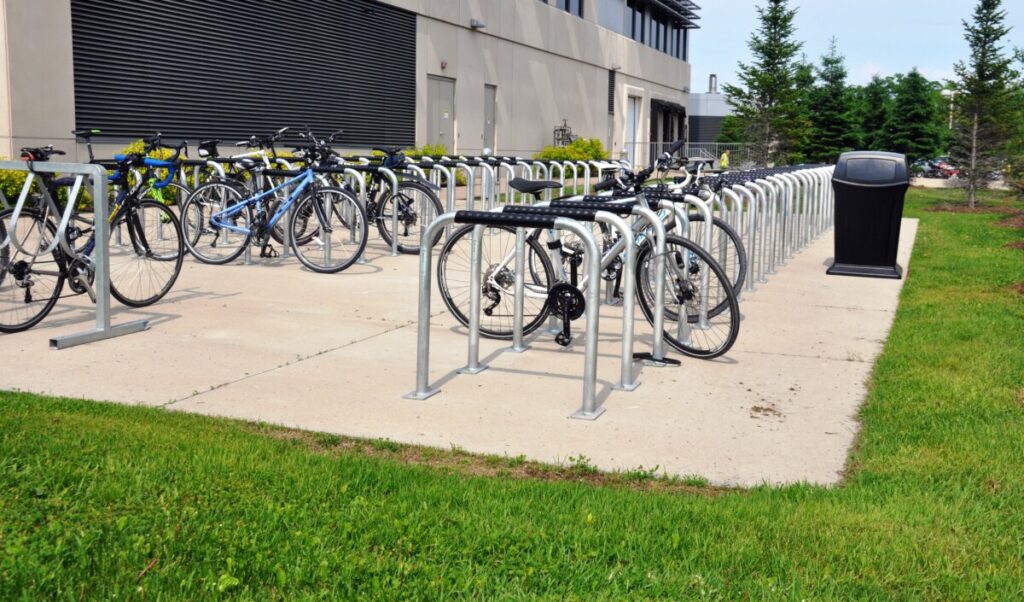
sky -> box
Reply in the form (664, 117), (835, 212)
(689, 0), (1024, 92)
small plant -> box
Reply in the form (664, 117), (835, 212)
(369, 438), (402, 453)
(567, 454), (598, 475)
(506, 454), (527, 468)
(623, 465), (660, 481)
(681, 474), (710, 487)
(313, 433), (342, 448)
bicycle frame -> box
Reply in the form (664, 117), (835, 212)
(211, 169), (315, 235)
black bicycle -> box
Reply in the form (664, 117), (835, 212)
(0, 145), (185, 333)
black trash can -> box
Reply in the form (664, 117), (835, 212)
(827, 151), (909, 279)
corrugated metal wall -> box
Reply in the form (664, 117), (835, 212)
(70, 0), (416, 147)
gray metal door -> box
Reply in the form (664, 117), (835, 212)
(428, 76), (455, 152)
(483, 84), (496, 151)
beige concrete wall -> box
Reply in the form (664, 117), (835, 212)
(383, 0), (690, 160)
(0, 0), (76, 160)
(0, 1), (11, 158)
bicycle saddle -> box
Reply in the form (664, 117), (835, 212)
(72, 128), (100, 139)
(509, 177), (562, 194)
(198, 139), (221, 157)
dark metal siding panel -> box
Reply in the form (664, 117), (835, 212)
(688, 116), (725, 143)
(70, 0), (416, 147)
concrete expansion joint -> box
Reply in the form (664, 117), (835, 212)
(159, 319), (419, 408)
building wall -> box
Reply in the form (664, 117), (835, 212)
(0, 0), (77, 159)
(381, 0), (690, 161)
(0, 0), (691, 163)
(689, 91), (730, 143)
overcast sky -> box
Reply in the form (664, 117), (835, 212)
(689, 0), (1024, 92)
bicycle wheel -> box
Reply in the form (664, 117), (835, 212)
(180, 182), (252, 265)
(438, 224), (554, 339)
(635, 234), (740, 359)
(290, 187), (368, 274)
(376, 181), (444, 254)
(0, 209), (65, 333)
(684, 213), (747, 296)
(108, 200), (184, 307)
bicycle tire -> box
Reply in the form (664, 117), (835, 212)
(635, 234), (740, 359)
(108, 200), (184, 307)
(684, 213), (747, 297)
(0, 208), (66, 333)
(376, 181), (444, 254)
(438, 224), (554, 339)
(180, 181), (252, 265)
(289, 187), (368, 274)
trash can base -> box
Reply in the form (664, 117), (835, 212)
(826, 261), (902, 279)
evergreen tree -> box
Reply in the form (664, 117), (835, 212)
(721, 0), (803, 166)
(787, 58), (817, 163)
(806, 39), (861, 162)
(951, 0), (1019, 207)
(858, 75), (893, 150)
(887, 69), (942, 163)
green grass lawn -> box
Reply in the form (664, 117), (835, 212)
(2, 188), (1023, 599)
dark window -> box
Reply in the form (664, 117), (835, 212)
(546, 0), (582, 17)
(70, 0), (415, 146)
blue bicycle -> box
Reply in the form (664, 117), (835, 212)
(180, 164), (368, 273)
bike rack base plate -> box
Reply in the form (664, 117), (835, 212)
(403, 388), (441, 401)
(569, 406), (606, 421)
(49, 319), (150, 350)
(456, 364), (489, 375)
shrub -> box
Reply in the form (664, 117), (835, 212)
(533, 138), (608, 162)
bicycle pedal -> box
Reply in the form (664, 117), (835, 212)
(260, 245), (279, 258)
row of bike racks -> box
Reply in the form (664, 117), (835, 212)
(0, 160), (150, 349)
(684, 165), (835, 295)
(403, 164), (835, 420)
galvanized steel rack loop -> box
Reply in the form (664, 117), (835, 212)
(406, 210), (624, 420)
(0, 160), (150, 349)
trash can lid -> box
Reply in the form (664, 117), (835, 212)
(833, 151), (908, 186)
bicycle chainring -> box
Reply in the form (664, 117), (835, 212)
(548, 282), (586, 321)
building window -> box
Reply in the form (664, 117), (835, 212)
(621, 1), (693, 62)
(540, 0), (583, 18)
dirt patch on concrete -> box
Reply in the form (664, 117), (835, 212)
(248, 423), (736, 496)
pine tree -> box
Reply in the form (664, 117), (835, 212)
(806, 39), (860, 162)
(721, 0), (803, 166)
(951, 0), (1019, 207)
(858, 75), (893, 150)
(787, 58), (816, 163)
(887, 69), (942, 164)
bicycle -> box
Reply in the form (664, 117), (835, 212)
(179, 155), (368, 273)
(0, 145), (185, 333)
(436, 144), (740, 359)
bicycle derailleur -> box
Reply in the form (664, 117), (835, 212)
(481, 263), (515, 316)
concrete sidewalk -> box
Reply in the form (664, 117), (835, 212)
(0, 220), (918, 486)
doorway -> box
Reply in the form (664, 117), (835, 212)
(427, 75), (456, 152)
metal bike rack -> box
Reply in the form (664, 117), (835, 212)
(406, 210), (611, 420)
(541, 199), (672, 366)
(0, 160), (150, 349)
(501, 204), (639, 391)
